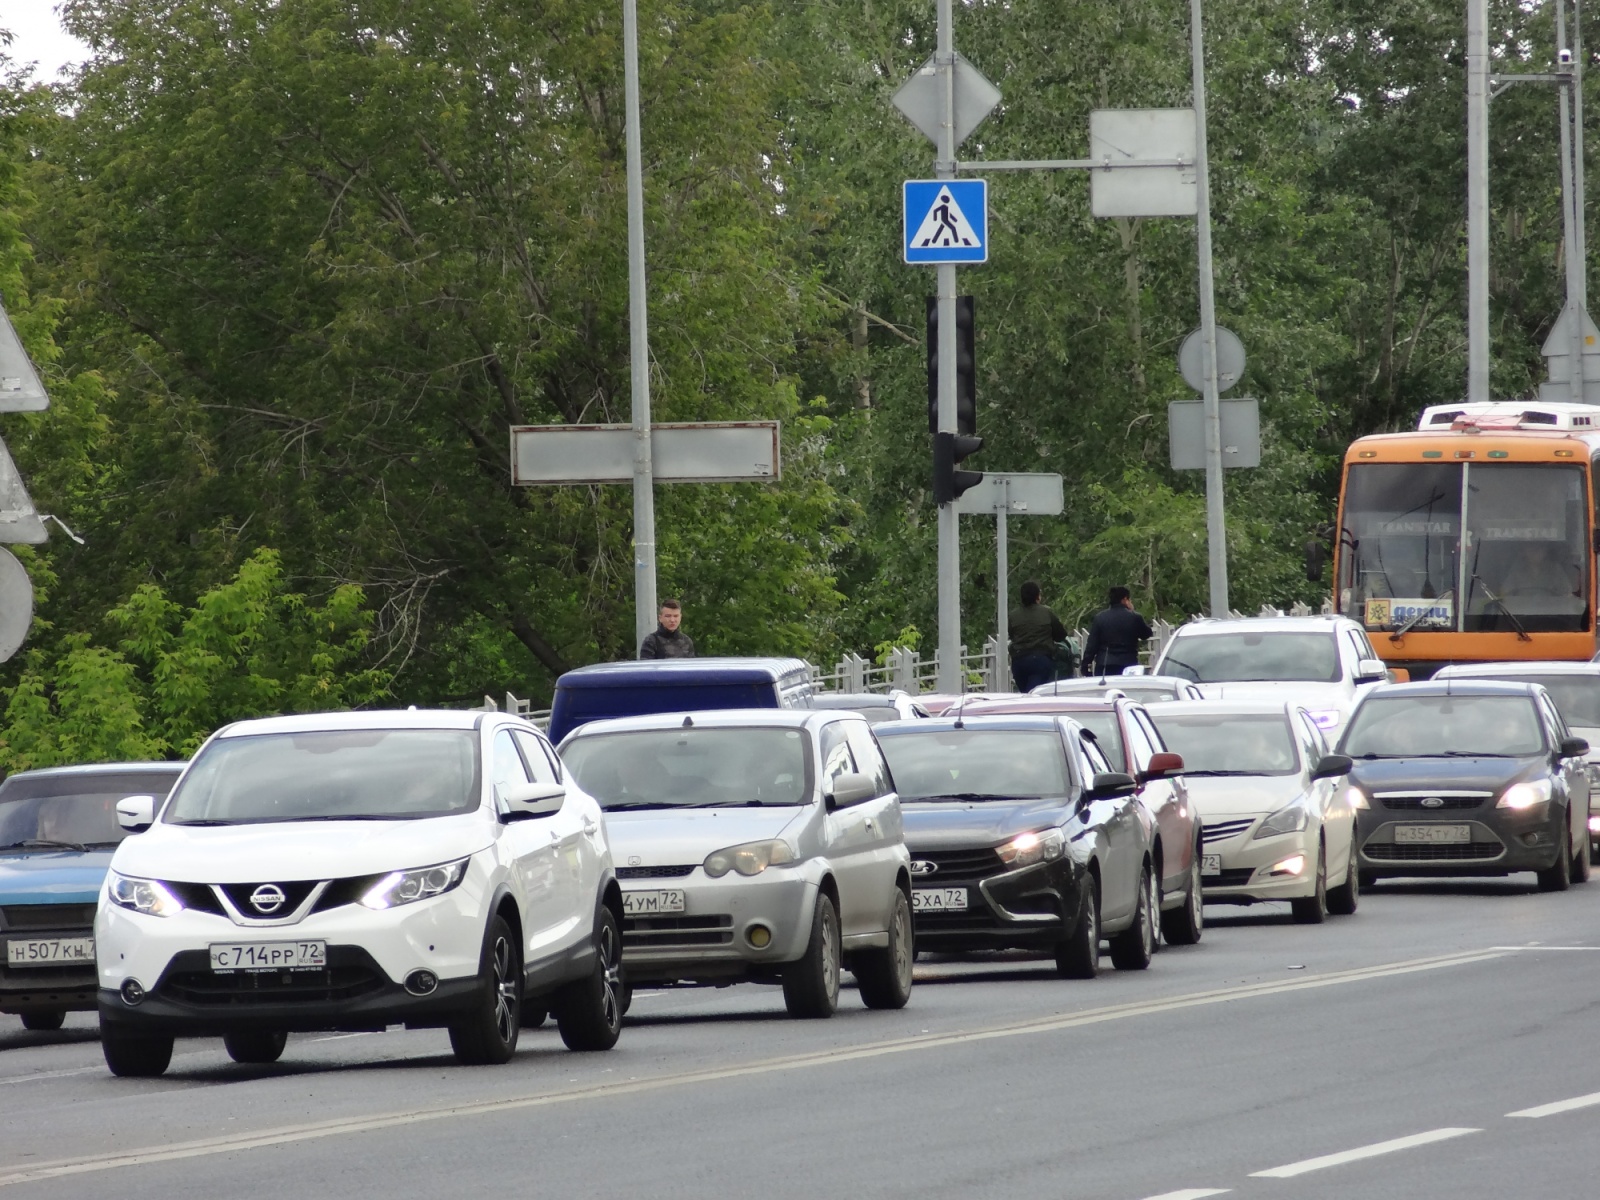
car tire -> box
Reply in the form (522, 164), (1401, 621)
(448, 913), (523, 1065)
(1109, 862), (1156, 971)
(1570, 819), (1592, 884)
(782, 891), (840, 1019)
(1538, 820), (1574, 893)
(101, 1025), (174, 1078)
(1055, 874), (1100, 980)
(554, 907), (624, 1051)
(1160, 848), (1204, 946)
(1327, 840), (1360, 916)
(853, 889), (914, 1010)
(19, 1010), (64, 1032)
(223, 1029), (287, 1064)
(1290, 841), (1328, 924)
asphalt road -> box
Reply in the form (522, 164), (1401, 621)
(1, 877), (1598, 1199)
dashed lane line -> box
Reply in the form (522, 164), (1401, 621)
(1250, 1128), (1481, 1179)
(1138, 1190), (1230, 1199)
(0, 947), (1502, 1188)
(1507, 1091), (1600, 1119)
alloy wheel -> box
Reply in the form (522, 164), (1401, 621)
(599, 918), (622, 1029)
(891, 898), (913, 991)
(822, 903), (840, 1000)
(491, 935), (517, 1043)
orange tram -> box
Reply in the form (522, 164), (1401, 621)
(1335, 401), (1600, 679)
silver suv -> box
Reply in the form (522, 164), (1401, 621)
(560, 709), (913, 1018)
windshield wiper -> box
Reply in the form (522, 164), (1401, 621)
(906, 792), (1042, 802)
(1390, 588), (1454, 642)
(602, 801), (681, 811)
(1179, 770), (1279, 777)
(1469, 574), (1533, 643)
(2, 838), (87, 852)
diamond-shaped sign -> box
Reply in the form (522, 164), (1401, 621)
(0, 437), (46, 544)
(0, 302), (48, 413)
(892, 53), (1001, 150)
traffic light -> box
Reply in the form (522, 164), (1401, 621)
(933, 431), (984, 505)
(926, 296), (977, 436)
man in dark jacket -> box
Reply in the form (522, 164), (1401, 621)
(1081, 586), (1153, 676)
(1008, 581), (1066, 693)
(638, 599), (696, 659)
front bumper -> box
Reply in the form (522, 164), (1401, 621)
(1357, 803), (1564, 877)
(1199, 817), (1320, 904)
(907, 850), (1085, 952)
(619, 868), (819, 984)
(0, 906), (98, 1014)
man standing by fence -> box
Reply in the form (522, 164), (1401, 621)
(639, 599), (696, 659)
(1008, 581), (1066, 693)
(1081, 586), (1153, 677)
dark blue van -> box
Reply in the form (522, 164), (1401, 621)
(548, 658), (815, 744)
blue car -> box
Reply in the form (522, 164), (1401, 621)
(0, 762), (183, 1031)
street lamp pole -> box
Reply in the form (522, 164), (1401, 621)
(623, 0), (658, 651)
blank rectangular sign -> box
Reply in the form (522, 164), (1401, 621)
(1089, 108), (1199, 219)
(1168, 399), (1261, 470)
(953, 472), (1065, 516)
(511, 422), (780, 485)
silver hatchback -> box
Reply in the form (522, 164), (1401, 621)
(560, 709), (913, 1018)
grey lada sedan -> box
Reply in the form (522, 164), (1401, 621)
(559, 709), (913, 1018)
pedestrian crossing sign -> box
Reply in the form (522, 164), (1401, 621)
(903, 180), (988, 264)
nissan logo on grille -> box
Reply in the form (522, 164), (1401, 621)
(1421, 796), (1445, 809)
(249, 884), (287, 914)
(910, 860), (938, 876)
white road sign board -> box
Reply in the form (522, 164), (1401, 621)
(511, 422), (780, 485)
(1089, 109), (1199, 218)
(953, 472), (1064, 516)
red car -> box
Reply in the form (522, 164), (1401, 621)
(963, 695), (1204, 945)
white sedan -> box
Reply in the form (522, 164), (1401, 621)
(1144, 701), (1358, 923)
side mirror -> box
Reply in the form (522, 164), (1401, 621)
(501, 780), (565, 820)
(1139, 751), (1184, 782)
(1088, 771), (1138, 799)
(1560, 735), (1591, 758)
(1304, 539), (1327, 583)
(1310, 753), (1354, 781)
(116, 795), (156, 832)
(1354, 658), (1388, 684)
(827, 771), (877, 810)
(1387, 668), (1411, 684)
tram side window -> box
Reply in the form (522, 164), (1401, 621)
(1462, 464), (1588, 634)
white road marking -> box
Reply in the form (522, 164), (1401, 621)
(0, 1066), (102, 1087)
(1489, 945), (1599, 951)
(1251, 1127), (1480, 1178)
(1139, 1189), (1230, 1200)
(0, 948), (1502, 1188)
(311, 1032), (376, 1042)
(1507, 1091), (1600, 1118)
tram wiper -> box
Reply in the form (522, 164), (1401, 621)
(1471, 575), (1533, 643)
(1390, 588), (1453, 643)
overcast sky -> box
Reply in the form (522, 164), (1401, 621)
(4, 3), (91, 82)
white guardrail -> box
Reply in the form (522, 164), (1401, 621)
(479, 601), (1335, 722)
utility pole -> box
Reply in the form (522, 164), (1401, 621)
(1189, 0), (1229, 617)
(623, 0), (658, 650)
(1467, 0), (1491, 404)
(1559, 0), (1586, 403)
(935, 0), (961, 693)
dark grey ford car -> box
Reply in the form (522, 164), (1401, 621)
(1342, 681), (1592, 890)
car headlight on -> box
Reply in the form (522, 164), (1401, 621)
(703, 840), (797, 878)
(996, 828), (1067, 867)
(360, 858), (469, 910)
(1305, 708), (1342, 731)
(1252, 804), (1310, 839)
(1496, 779), (1552, 811)
(107, 871), (184, 917)
(1348, 784), (1370, 810)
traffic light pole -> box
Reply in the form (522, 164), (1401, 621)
(935, 0), (962, 694)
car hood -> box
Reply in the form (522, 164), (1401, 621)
(1345, 755), (1542, 794)
(900, 797), (1074, 850)
(0, 849), (116, 904)
(1180, 776), (1305, 817)
(605, 807), (805, 864)
(1193, 681), (1347, 709)
(111, 813), (494, 883)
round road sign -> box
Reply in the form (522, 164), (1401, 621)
(0, 546), (33, 662)
(1178, 326), (1246, 393)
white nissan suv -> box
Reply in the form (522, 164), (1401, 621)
(95, 710), (623, 1077)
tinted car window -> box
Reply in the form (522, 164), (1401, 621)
(0, 770), (182, 848)
(1469, 675), (1600, 727)
(1068, 711), (1126, 769)
(1148, 713), (1300, 775)
(1161, 633), (1340, 683)
(563, 727), (812, 809)
(166, 730), (480, 825)
(1342, 695), (1545, 758)
(878, 730), (1070, 800)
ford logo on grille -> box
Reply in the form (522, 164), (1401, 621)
(1421, 796), (1445, 808)
(910, 860), (938, 876)
(249, 884), (287, 914)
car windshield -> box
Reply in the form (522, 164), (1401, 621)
(1452, 675), (1600, 729)
(562, 727), (812, 809)
(1341, 695), (1545, 758)
(1160, 632), (1340, 683)
(165, 729), (480, 825)
(0, 771), (182, 848)
(877, 730), (1071, 800)
(1148, 713), (1300, 776)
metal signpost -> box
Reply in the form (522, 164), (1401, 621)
(621, 0), (657, 649)
(954, 473), (1064, 661)
(1467, 0), (1490, 405)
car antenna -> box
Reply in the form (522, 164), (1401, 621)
(951, 694), (966, 730)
